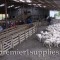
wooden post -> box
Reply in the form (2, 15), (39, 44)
(19, 0), (25, 23)
(32, 3), (33, 21)
(23, 3), (25, 22)
(5, 0), (8, 28)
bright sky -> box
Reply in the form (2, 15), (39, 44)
(50, 10), (58, 17)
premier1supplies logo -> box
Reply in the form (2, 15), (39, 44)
(0, 49), (59, 57)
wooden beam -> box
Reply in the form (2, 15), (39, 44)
(5, 0), (8, 28)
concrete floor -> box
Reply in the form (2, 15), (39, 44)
(0, 26), (60, 60)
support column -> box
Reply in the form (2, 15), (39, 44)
(5, 0), (8, 28)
